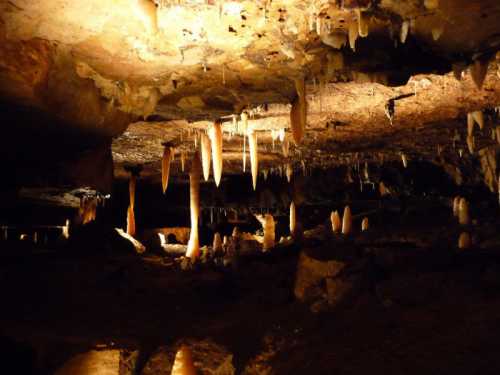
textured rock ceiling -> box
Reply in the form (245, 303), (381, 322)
(0, 0), (499, 186)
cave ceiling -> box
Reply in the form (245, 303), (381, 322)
(0, 0), (500, 185)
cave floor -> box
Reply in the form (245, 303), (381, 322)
(1, 204), (500, 375)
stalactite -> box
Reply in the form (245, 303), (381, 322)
(181, 150), (186, 172)
(129, 175), (136, 209)
(171, 346), (197, 375)
(401, 153), (408, 168)
(458, 197), (470, 225)
(186, 152), (201, 259)
(213, 232), (222, 253)
(496, 126), (500, 145)
(466, 135), (475, 154)
(290, 201), (296, 237)
(278, 128), (285, 142)
(400, 20), (409, 44)
(134, 0), (158, 34)
(357, 9), (369, 37)
(162, 145), (172, 193)
(290, 77), (306, 145)
(431, 25), (444, 40)
(361, 217), (369, 231)
(210, 121), (223, 187)
(348, 20), (358, 51)
(248, 129), (258, 190)
(471, 111), (484, 130)
(282, 138), (290, 157)
(286, 163), (292, 183)
(470, 59), (489, 90)
(458, 232), (471, 250)
(467, 113), (475, 136)
(342, 206), (352, 235)
(330, 210), (341, 233)
(200, 133), (211, 181)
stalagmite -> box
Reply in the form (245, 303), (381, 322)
(466, 135), (475, 154)
(210, 121), (223, 187)
(357, 9), (369, 37)
(401, 153), (408, 168)
(186, 152), (201, 259)
(342, 206), (352, 235)
(213, 232), (222, 253)
(470, 59), (489, 90)
(171, 346), (197, 375)
(348, 21), (358, 51)
(361, 217), (369, 231)
(134, 0), (158, 34)
(162, 145), (172, 193)
(458, 197), (470, 225)
(458, 232), (471, 250)
(400, 20), (409, 44)
(286, 163), (292, 183)
(453, 196), (460, 217)
(290, 78), (306, 145)
(471, 111), (484, 130)
(200, 133), (211, 181)
(261, 214), (275, 251)
(290, 201), (296, 237)
(331, 210), (341, 233)
(62, 219), (70, 239)
(248, 129), (258, 190)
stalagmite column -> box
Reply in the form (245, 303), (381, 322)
(162, 144), (173, 193)
(361, 217), (369, 231)
(458, 197), (470, 225)
(342, 206), (352, 235)
(210, 121), (223, 187)
(186, 152), (201, 259)
(126, 167), (140, 236)
(171, 346), (197, 375)
(200, 133), (211, 181)
(248, 128), (258, 190)
(262, 214), (275, 251)
(458, 232), (471, 250)
(290, 201), (296, 237)
(331, 210), (341, 233)
(290, 78), (307, 145)
(127, 205), (136, 236)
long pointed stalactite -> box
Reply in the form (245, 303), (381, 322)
(161, 144), (173, 193)
(248, 128), (258, 190)
(127, 173), (137, 236)
(186, 152), (201, 259)
(210, 120), (223, 187)
(200, 132), (211, 182)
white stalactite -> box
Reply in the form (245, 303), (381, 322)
(400, 20), (409, 44)
(210, 121), (223, 187)
(200, 133), (211, 181)
(248, 129), (258, 190)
